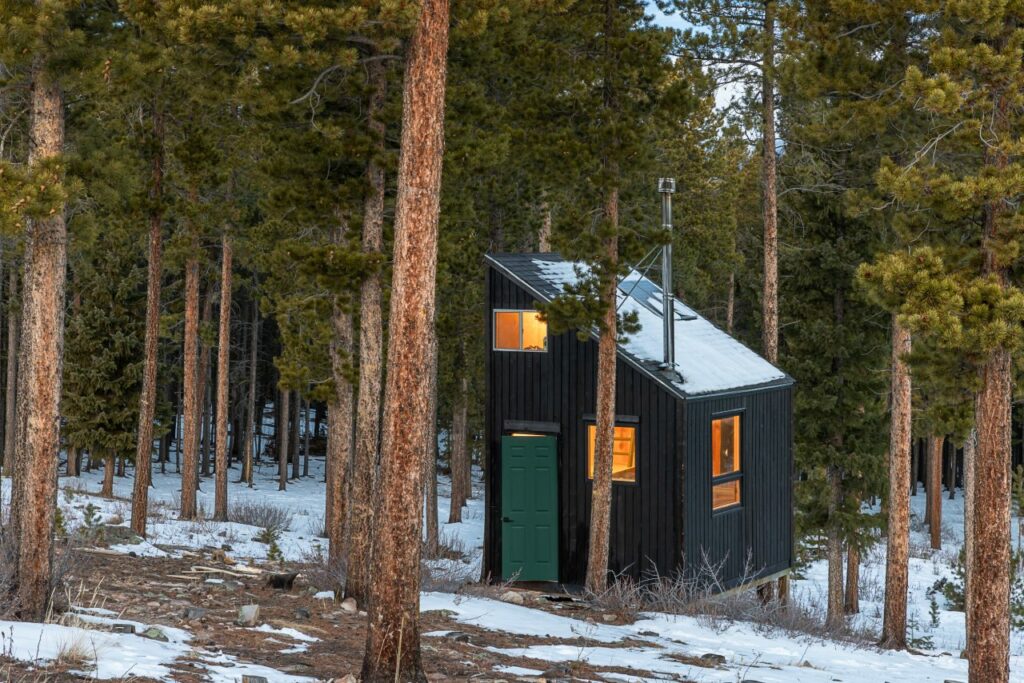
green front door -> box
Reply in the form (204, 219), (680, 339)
(501, 435), (558, 581)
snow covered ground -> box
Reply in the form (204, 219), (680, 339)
(0, 438), (1021, 681)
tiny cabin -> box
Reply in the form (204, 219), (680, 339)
(483, 253), (794, 591)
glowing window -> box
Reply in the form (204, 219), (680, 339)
(587, 424), (636, 483)
(711, 415), (741, 510)
(493, 310), (548, 352)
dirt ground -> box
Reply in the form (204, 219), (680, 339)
(0, 545), (700, 682)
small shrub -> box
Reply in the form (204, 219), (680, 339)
(230, 501), (293, 535)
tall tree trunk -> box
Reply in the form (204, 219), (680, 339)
(928, 435), (943, 550)
(3, 267), (17, 477)
(303, 396), (310, 477)
(845, 543), (859, 615)
(448, 374), (470, 524)
(360, 1), (448, 677)
(970, 349), (1011, 682)
(911, 438), (919, 497)
(760, 0), (778, 365)
(964, 427), (977, 658)
(326, 222), (355, 573)
(291, 390), (300, 480)
(825, 466), (844, 628)
(585, 187), (619, 595)
(881, 317), (912, 649)
(66, 447), (78, 477)
(948, 441), (956, 500)
(197, 292), (213, 478)
(179, 235), (201, 519)
(130, 107), (164, 537)
(214, 234), (232, 521)
(424, 341), (439, 558)
(101, 453), (115, 498)
(278, 388), (289, 491)
(241, 299), (259, 486)
(347, 54), (387, 606)
(12, 61), (67, 620)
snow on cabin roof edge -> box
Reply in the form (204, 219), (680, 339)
(485, 252), (794, 399)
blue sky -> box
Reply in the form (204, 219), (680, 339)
(646, 1), (691, 30)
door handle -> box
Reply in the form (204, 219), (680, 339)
(502, 517), (513, 523)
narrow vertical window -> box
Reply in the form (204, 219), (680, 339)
(493, 310), (548, 352)
(711, 414), (741, 510)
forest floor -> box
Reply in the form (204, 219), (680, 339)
(0, 446), (1021, 682)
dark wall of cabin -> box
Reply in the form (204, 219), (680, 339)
(484, 267), (684, 584)
(682, 387), (793, 587)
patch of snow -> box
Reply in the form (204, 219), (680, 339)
(255, 624), (320, 643)
(313, 590), (335, 600)
(0, 620), (191, 680)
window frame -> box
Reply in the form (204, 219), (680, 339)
(583, 418), (639, 486)
(492, 308), (549, 353)
(710, 410), (743, 513)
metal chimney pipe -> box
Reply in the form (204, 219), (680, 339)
(658, 177), (676, 371)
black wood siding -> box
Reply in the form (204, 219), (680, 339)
(484, 268), (683, 584)
(484, 265), (793, 588)
(682, 388), (794, 586)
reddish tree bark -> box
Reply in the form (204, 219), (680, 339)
(101, 453), (115, 498)
(214, 234), (233, 521)
(585, 189), (619, 595)
(346, 54), (387, 606)
(278, 388), (290, 491)
(13, 62), (68, 620)
(131, 107), (164, 537)
(825, 466), (844, 628)
(966, 88), (1012, 680)
(360, 1), (449, 677)
(845, 543), (859, 615)
(928, 435), (943, 550)
(881, 317), (911, 649)
(179, 229), (201, 520)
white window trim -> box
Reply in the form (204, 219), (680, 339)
(492, 309), (548, 353)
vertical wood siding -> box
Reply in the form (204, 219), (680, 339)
(683, 388), (793, 586)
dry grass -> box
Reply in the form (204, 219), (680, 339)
(53, 637), (93, 670)
(585, 552), (876, 645)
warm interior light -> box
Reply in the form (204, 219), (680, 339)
(521, 311), (548, 350)
(587, 424), (636, 483)
(711, 415), (741, 509)
(494, 311), (520, 350)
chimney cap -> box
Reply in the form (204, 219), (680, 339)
(658, 177), (676, 194)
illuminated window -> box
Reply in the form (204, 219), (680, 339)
(587, 424), (636, 483)
(493, 310), (548, 352)
(711, 415), (741, 510)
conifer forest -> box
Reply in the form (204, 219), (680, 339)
(1, 0), (1024, 681)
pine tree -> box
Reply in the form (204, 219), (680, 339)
(361, 0), (449, 677)
(675, 0), (782, 363)
(63, 227), (146, 499)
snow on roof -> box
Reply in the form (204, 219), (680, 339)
(486, 252), (791, 397)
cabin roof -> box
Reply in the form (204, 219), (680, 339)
(485, 252), (793, 399)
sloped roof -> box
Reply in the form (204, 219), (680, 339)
(486, 252), (792, 398)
